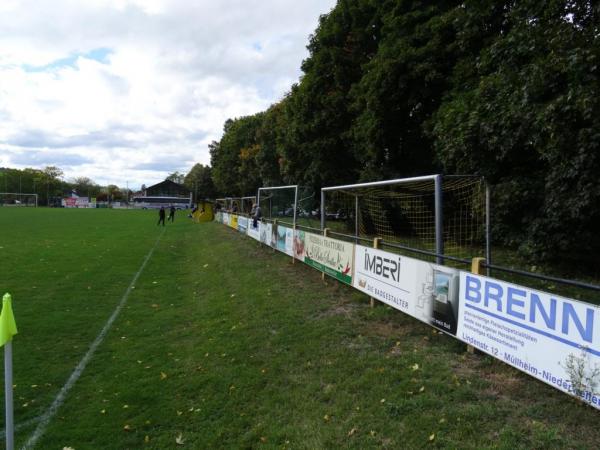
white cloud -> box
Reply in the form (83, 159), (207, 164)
(0, 0), (336, 188)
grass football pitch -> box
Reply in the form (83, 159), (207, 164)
(0, 208), (599, 449)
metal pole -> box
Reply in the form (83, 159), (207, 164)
(485, 182), (491, 276)
(322, 174), (438, 192)
(5, 341), (14, 450)
(293, 186), (298, 229)
(320, 190), (325, 231)
(434, 174), (444, 265)
(355, 194), (359, 243)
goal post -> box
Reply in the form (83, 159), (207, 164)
(257, 185), (318, 229)
(257, 185), (298, 226)
(0, 193), (38, 207)
(321, 175), (488, 264)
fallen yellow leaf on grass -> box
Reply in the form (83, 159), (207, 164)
(429, 433), (435, 441)
(419, 386), (425, 392)
(323, 414), (330, 422)
(177, 411), (183, 416)
(144, 435), (150, 443)
(100, 409), (106, 414)
(151, 304), (159, 308)
(123, 424), (131, 431)
(203, 264), (209, 268)
(411, 363), (419, 371)
(175, 433), (185, 445)
(63, 447), (75, 450)
(260, 436), (267, 443)
(161, 372), (168, 380)
(348, 428), (357, 437)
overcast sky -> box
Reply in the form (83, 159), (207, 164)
(0, 0), (336, 189)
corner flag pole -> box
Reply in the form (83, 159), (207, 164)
(1, 293), (18, 450)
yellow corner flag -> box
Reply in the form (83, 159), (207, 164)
(0, 293), (17, 347)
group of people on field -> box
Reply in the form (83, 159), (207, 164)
(157, 205), (176, 226)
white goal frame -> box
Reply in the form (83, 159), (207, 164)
(0, 192), (38, 207)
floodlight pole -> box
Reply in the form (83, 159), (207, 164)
(434, 174), (444, 265)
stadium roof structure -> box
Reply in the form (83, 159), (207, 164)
(144, 180), (191, 197)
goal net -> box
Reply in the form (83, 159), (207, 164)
(0, 193), (38, 207)
(258, 185), (318, 229)
(321, 175), (487, 262)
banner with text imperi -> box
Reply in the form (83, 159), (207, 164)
(353, 245), (461, 335)
(457, 272), (600, 409)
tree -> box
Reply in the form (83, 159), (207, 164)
(280, 0), (380, 192)
(71, 177), (99, 197)
(166, 171), (185, 184)
(210, 115), (264, 196)
(431, 0), (600, 262)
(184, 163), (216, 200)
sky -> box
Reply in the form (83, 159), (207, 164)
(0, 0), (336, 189)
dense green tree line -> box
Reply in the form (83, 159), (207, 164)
(207, 0), (600, 264)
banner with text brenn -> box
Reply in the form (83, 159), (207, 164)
(457, 273), (600, 409)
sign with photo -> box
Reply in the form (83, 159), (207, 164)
(352, 245), (460, 335)
(293, 230), (306, 262)
(457, 272), (600, 409)
(276, 225), (294, 256)
(303, 232), (354, 285)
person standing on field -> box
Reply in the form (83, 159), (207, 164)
(168, 205), (176, 222)
(158, 206), (166, 226)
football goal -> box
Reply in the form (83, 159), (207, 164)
(0, 193), (38, 207)
(321, 175), (489, 264)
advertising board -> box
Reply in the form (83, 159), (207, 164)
(352, 245), (460, 334)
(247, 220), (260, 241)
(302, 232), (354, 285)
(237, 216), (248, 234)
(259, 222), (272, 246)
(230, 214), (238, 230)
(457, 273), (600, 408)
(293, 230), (306, 262)
(276, 225), (294, 256)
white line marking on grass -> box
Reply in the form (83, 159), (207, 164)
(21, 229), (165, 450)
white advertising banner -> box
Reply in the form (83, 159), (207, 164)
(259, 222), (272, 246)
(352, 245), (460, 334)
(247, 220), (260, 241)
(276, 225), (294, 256)
(222, 212), (230, 226)
(237, 216), (248, 234)
(457, 273), (600, 408)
